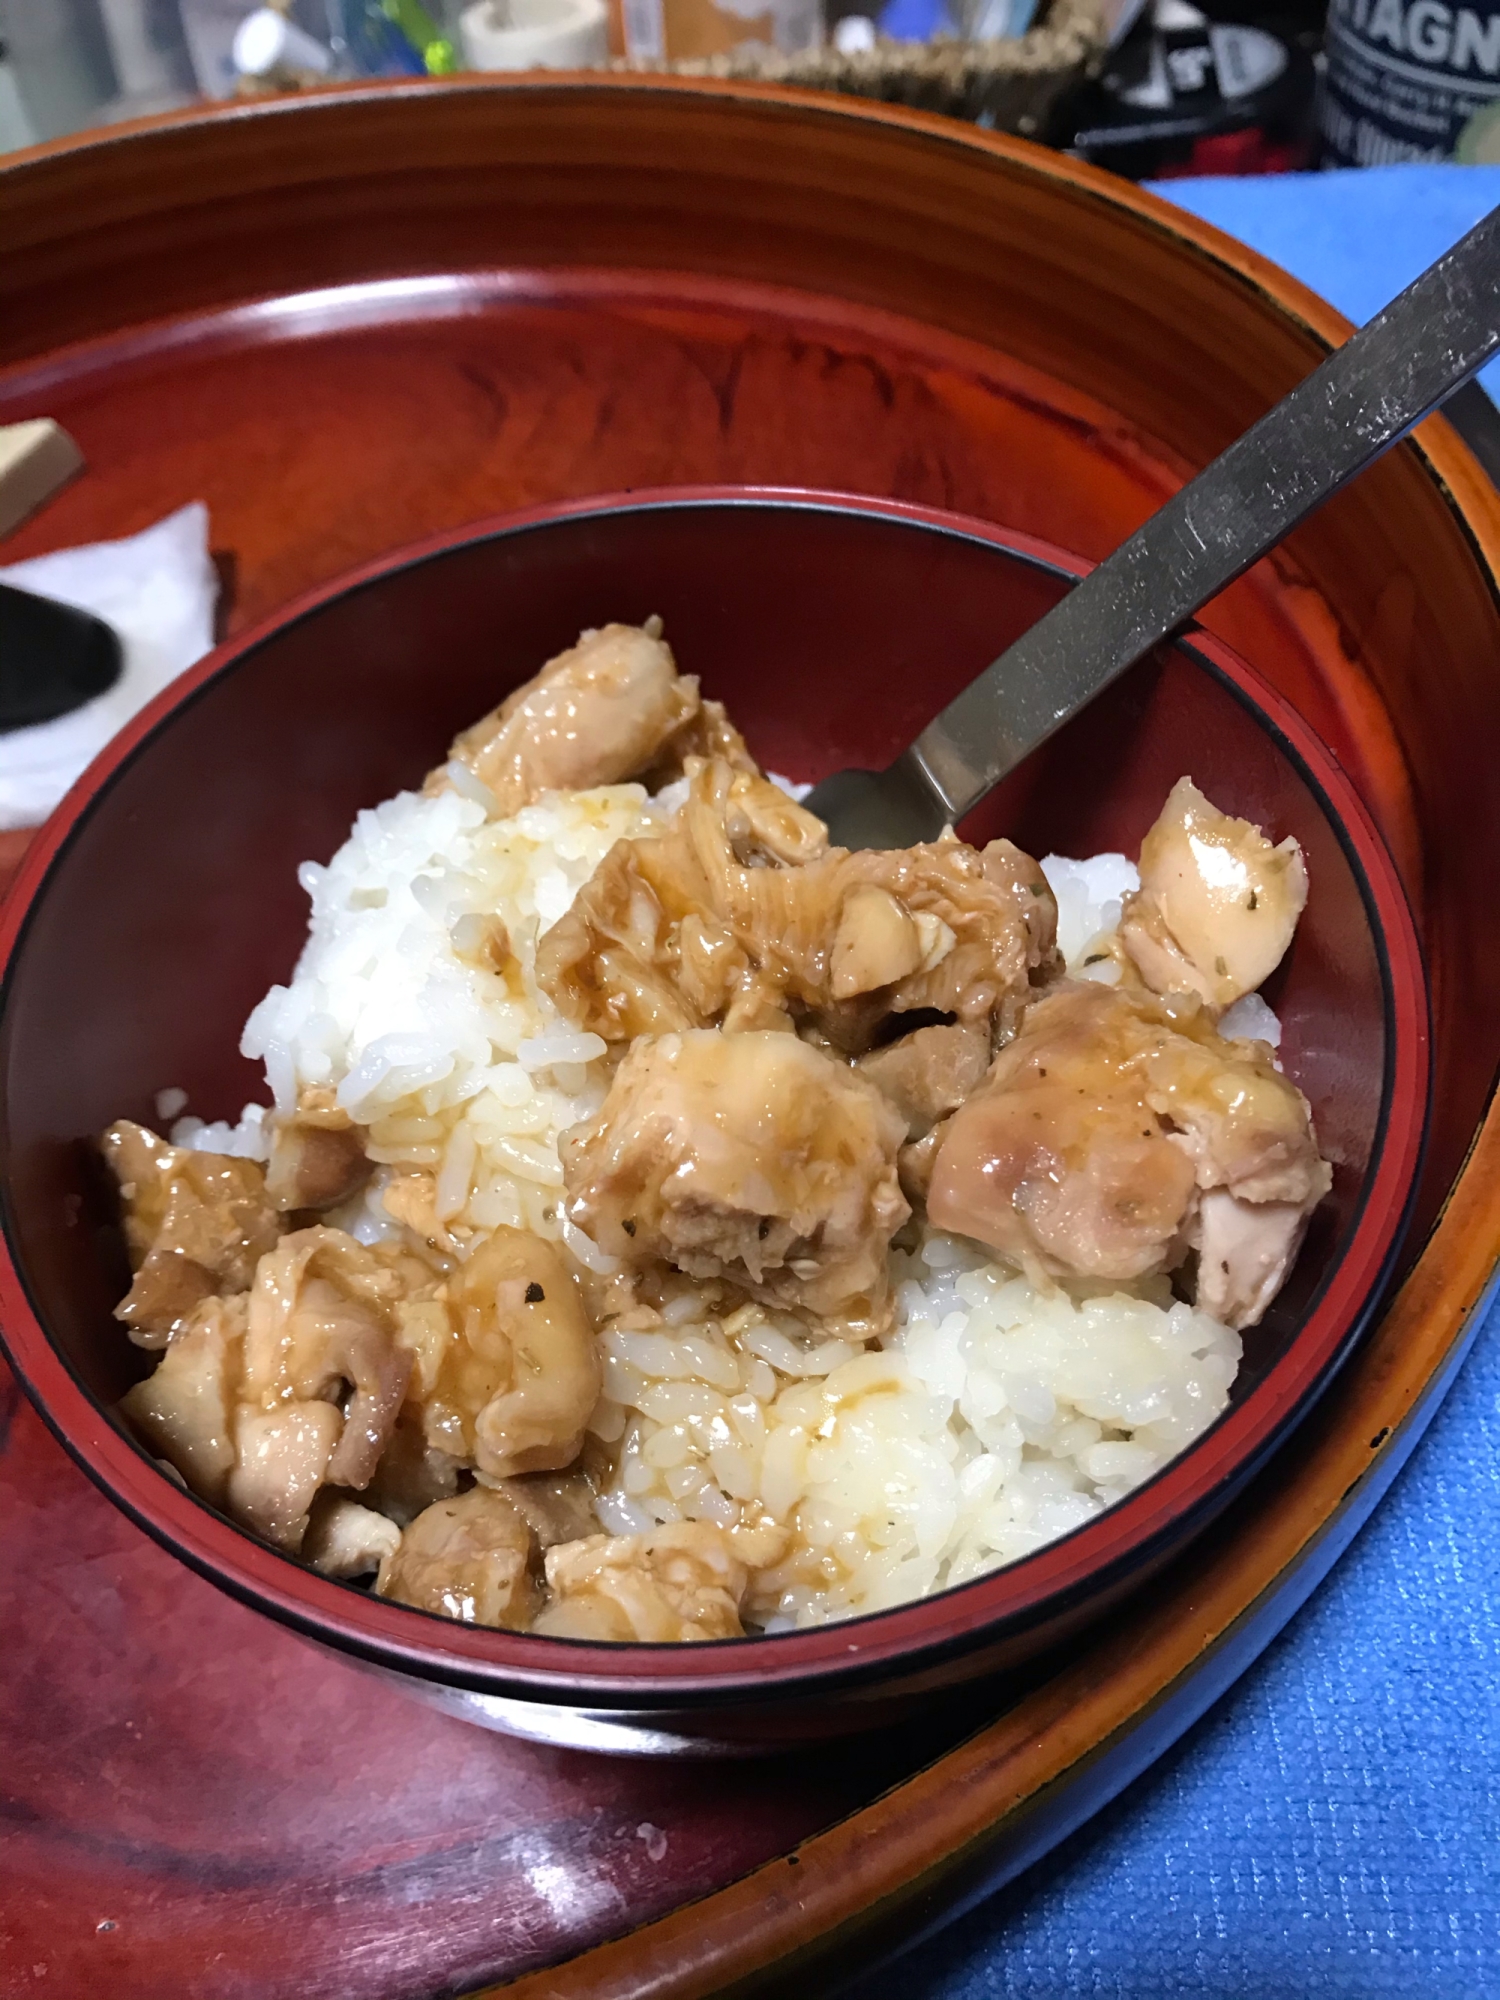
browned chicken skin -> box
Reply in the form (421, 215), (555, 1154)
(561, 1028), (910, 1335)
(929, 982), (1330, 1325)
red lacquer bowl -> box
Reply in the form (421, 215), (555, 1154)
(0, 490), (1428, 1753)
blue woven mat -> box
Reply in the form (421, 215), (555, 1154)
(849, 165), (1500, 2000)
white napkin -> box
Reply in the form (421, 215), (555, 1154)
(0, 503), (217, 831)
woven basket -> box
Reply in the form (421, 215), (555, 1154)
(612, 0), (1109, 136)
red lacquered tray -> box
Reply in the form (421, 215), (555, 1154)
(3, 82), (1499, 1998)
(0, 1364), (1005, 1993)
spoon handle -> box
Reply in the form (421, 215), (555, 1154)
(907, 204), (1500, 824)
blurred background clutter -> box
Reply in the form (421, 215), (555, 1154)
(4, 0), (1494, 170)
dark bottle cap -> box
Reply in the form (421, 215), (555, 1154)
(1062, 0), (1318, 178)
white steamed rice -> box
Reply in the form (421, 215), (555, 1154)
(177, 780), (664, 1266)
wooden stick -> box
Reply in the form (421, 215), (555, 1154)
(0, 419), (84, 541)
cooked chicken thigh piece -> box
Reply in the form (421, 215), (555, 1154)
(302, 1492), (403, 1579)
(638, 693), (761, 789)
(1142, 1019), (1330, 1209)
(119, 1225), (438, 1552)
(533, 1521), (748, 1642)
(562, 1029), (910, 1335)
(376, 1485), (538, 1629)
(103, 1120), (280, 1346)
(929, 983), (1329, 1325)
(264, 1087), (371, 1214)
(538, 756), (1057, 1052)
(1142, 1003), (1329, 1332)
(929, 988), (1200, 1284)
(359, 1408), (461, 1527)
(434, 622), (702, 814)
(856, 1022), (992, 1141)
(241, 1226), (412, 1494)
(228, 1401), (346, 1552)
(417, 1228), (601, 1481)
(1191, 1187), (1314, 1331)
(1122, 778), (1307, 1007)
(537, 760), (829, 1040)
(482, 1451), (611, 1550)
(119, 1293), (247, 1504)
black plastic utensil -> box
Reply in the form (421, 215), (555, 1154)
(0, 581), (124, 732)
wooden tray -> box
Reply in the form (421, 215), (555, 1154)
(3, 81), (1499, 1997)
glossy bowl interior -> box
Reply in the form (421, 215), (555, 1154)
(0, 492), (1427, 1749)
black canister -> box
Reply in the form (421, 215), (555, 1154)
(1065, 0), (1318, 180)
(1322, 0), (1500, 163)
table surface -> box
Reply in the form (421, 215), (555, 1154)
(846, 162), (1500, 2000)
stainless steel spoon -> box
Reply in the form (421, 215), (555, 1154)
(805, 205), (1500, 850)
